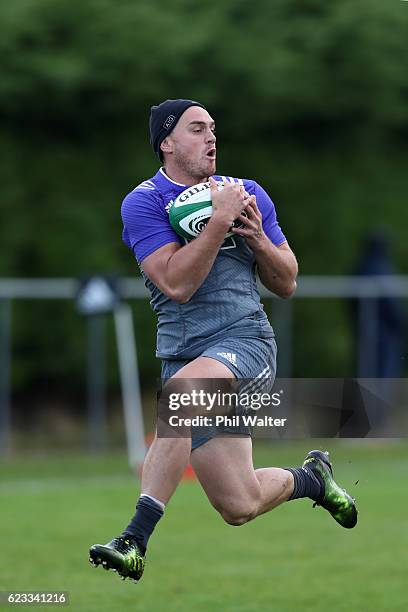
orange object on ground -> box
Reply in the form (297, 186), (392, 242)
(144, 432), (197, 480)
(182, 463), (196, 480)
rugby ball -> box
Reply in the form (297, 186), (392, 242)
(169, 181), (246, 240)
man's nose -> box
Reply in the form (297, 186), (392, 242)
(207, 129), (216, 143)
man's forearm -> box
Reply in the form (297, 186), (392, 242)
(166, 213), (231, 303)
(253, 240), (298, 298)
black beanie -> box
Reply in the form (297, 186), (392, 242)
(149, 99), (206, 160)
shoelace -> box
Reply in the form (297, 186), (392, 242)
(112, 537), (137, 555)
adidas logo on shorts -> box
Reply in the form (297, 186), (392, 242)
(216, 352), (237, 366)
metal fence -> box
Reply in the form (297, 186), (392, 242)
(1, 275), (407, 457)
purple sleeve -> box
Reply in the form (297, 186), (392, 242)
(254, 182), (286, 246)
(121, 190), (182, 264)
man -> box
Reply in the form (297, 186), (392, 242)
(89, 99), (357, 583)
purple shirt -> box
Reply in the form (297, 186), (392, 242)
(122, 169), (286, 264)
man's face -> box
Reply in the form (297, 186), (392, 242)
(162, 106), (216, 181)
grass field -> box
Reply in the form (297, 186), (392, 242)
(1, 440), (407, 611)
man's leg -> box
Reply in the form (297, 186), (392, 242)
(191, 436), (357, 529)
(139, 355), (235, 503)
(140, 435), (191, 504)
(191, 436), (294, 525)
(89, 356), (235, 582)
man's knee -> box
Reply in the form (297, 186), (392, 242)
(218, 500), (259, 526)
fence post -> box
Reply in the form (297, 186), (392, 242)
(114, 303), (146, 470)
(0, 299), (11, 455)
(87, 314), (107, 452)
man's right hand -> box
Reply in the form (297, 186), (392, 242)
(209, 176), (248, 229)
(141, 178), (250, 304)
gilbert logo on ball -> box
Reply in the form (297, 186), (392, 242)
(169, 181), (247, 240)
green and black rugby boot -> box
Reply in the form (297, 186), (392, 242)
(89, 536), (145, 582)
(303, 450), (358, 529)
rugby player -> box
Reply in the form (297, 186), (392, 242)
(89, 99), (357, 583)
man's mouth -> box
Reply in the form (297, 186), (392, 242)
(206, 148), (216, 159)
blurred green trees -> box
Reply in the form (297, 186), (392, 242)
(1, 0), (407, 389)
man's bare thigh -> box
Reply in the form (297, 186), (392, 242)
(191, 436), (260, 513)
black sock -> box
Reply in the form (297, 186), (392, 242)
(122, 496), (164, 554)
(285, 466), (324, 502)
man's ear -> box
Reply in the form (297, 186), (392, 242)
(160, 137), (173, 156)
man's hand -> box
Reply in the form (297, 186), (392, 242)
(230, 195), (266, 250)
(231, 194), (298, 298)
(209, 176), (248, 230)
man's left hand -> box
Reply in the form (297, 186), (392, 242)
(231, 195), (266, 250)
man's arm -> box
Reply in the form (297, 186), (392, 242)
(141, 216), (229, 303)
(142, 178), (248, 303)
(255, 240), (298, 298)
(232, 197), (298, 298)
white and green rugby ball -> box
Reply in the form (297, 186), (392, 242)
(169, 181), (246, 240)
